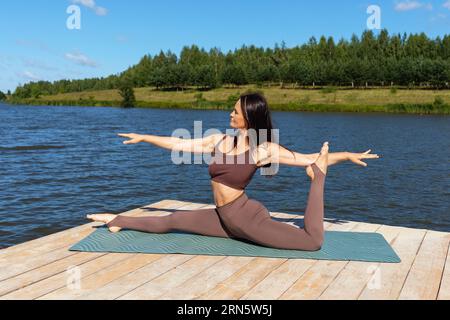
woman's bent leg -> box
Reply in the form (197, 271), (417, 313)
(302, 163), (326, 246)
(227, 164), (326, 251)
(107, 208), (236, 238)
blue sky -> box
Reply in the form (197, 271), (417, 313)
(0, 0), (449, 92)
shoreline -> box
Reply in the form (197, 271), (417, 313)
(3, 98), (450, 115)
(3, 86), (450, 115)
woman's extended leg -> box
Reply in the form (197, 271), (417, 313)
(226, 143), (328, 251)
(89, 208), (237, 238)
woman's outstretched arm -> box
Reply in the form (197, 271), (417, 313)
(118, 133), (224, 154)
(306, 149), (380, 167)
(262, 142), (378, 168)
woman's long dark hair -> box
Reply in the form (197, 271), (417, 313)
(232, 92), (297, 173)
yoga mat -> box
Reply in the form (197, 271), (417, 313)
(70, 227), (401, 263)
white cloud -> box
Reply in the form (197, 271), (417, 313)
(94, 6), (108, 16)
(430, 12), (448, 21)
(22, 58), (58, 71)
(15, 39), (51, 52)
(18, 71), (41, 81)
(395, 1), (432, 11)
(444, 1), (450, 10)
(65, 52), (98, 68)
(72, 0), (108, 16)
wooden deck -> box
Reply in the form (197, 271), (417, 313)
(0, 199), (449, 300)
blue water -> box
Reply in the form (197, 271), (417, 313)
(0, 103), (449, 249)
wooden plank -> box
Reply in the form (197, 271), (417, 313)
(317, 224), (400, 300)
(38, 254), (174, 300)
(0, 252), (114, 298)
(238, 217), (347, 300)
(157, 256), (256, 300)
(0, 247), (80, 283)
(200, 257), (286, 300)
(0, 201), (208, 299)
(0, 199), (181, 259)
(134, 212), (292, 300)
(0, 199), (186, 263)
(238, 259), (316, 300)
(1, 253), (135, 300)
(119, 255), (228, 300)
(76, 254), (196, 300)
(277, 221), (369, 300)
(358, 226), (427, 300)
(398, 230), (450, 300)
(0, 201), (190, 283)
(437, 240), (450, 300)
(199, 215), (339, 300)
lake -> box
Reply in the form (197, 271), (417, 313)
(0, 103), (449, 249)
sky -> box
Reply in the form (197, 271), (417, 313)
(0, 0), (449, 92)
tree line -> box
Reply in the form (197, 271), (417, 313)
(12, 29), (450, 99)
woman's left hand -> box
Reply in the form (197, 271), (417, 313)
(347, 150), (380, 167)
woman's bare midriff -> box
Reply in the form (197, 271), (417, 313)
(211, 180), (245, 207)
(210, 135), (262, 207)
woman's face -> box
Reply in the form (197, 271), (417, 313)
(230, 100), (247, 129)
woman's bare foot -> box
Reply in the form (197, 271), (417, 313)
(86, 213), (122, 233)
(306, 142), (329, 180)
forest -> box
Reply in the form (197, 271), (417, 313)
(12, 29), (450, 99)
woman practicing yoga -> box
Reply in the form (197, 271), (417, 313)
(87, 93), (379, 251)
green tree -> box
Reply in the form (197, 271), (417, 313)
(0, 91), (6, 101)
(119, 83), (136, 108)
(221, 64), (247, 87)
(31, 85), (42, 98)
(195, 65), (217, 89)
(280, 60), (309, 86)
(256, 64), (279, 84)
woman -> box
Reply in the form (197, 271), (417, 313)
(87, 93), (379, 251)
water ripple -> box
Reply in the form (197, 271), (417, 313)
(0, 145), (66, 151)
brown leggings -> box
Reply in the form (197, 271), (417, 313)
(107, 163), (326, 251)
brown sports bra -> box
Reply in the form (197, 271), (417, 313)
(208, 135), (258, 190)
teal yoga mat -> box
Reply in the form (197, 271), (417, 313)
(69, 227), (401, 263)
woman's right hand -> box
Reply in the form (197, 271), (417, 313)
(117, 133), (145, 145)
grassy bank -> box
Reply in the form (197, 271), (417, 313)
(6, 85), (450, 114)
